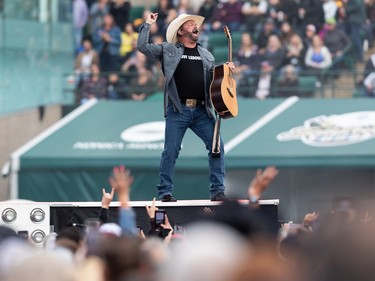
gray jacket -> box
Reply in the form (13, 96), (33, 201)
(137, 23), (216, 118)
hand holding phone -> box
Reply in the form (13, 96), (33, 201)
(155, 209), (166, 228)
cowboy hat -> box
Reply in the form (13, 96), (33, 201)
(166, 14), (205, 43)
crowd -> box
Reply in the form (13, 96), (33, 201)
(72, 0), (375, 102)
(1, 165), (375, 281)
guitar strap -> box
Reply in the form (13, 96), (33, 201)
(211, 114), (221, 158)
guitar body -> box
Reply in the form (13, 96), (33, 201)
(209, 25), (238, 119)
(210, 63), (238, 119)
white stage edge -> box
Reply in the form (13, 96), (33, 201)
(48, 199), (279, 208)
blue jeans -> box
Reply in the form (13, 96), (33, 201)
(157, 104), (226, 199)
(345, 23), (364, 62)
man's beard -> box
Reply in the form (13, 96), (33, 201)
(187, 29), (199, 42)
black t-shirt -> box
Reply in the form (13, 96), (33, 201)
(174, 46), (205, 100)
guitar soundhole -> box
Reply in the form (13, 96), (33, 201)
(226, 87), (234, 98)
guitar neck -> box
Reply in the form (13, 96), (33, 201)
(228, 37), (232, 63)
(224, 25), (232, 63)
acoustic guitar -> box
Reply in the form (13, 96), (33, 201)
(209, 25), (238, 119)
(210, 26), (238, 157)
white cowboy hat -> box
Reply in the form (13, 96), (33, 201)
(166, 14), (205, 43)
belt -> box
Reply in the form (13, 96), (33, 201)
(180, 99), (205, 108)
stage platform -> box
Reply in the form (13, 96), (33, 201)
(50, 199), (279, 234)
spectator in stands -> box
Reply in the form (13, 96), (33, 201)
(211, 0), (244, 32)
(198, 0), (217, 29)
(320, 17), (351, 76)
(341, 0), (367, 63)
(253, 61), (278, 99)
(92, 14), (122, 73)
(284, 0), (300, 27)
(267, 0), (298, 30)
(364, 0), (375, 49)
(109, 0), (131, 32)
(73, 0), (89, 54)
(280, 21), (296, 46)
(154, 0), (177, 38)
(241, 0), (268, 35)
(302, 24), (316, 49)
(119, 22), (139, 63)
(107, 72), (128, 99)
(128, 69), (156, 101)
(304, 34), (332, 77)
(88, 0), (109, 37)
(234, 32), (260, 75)
(320, 18), (352, 60)
(267, 0), (284, 30)
(74, 38), (100, 86)
(234, 32), (260, 97)
(322, 0), (338, 22)
(362, 53), (375, 83)
(121, 51), (152, 82)
(335, 0), (346, 27)
(282, 33), (306, 73)
(363, 71), (375, 96)
(256, 17), (278, 51)
(277, 64), (300, 97)
(80, 63), (108, 103)
(259, 34), (286, 71)
(297, 0), (325, 35)
(233, 32), (260, 97)
(175, 0), (194, 16)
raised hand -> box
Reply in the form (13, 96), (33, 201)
(145, 197), (158, 219)
(146, 13), (158, 25)
(109, 165), (134, 208)
(101, 187), (115, 209)
(303, 212), (319, 229)
(161, 214), (174, 245)
(248, 166), (279, 199)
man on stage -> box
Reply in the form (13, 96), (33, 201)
(137, 13), (235, 202)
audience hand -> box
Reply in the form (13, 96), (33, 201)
(248, 166), (279, 200)
(303, 212), (319, 229)
(101, 187), (115, 209)
(361, 211), (372, 223)
(145, 197), (158, 219)
(161, 214), (174, 244)
(109, 165), (134, 208)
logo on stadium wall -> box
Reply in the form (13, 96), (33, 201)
(121, 121), (165, 143)
(277, 111), (375, 147)
(73, 121), (166, 151)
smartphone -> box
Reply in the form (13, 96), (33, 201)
(155, 209), (166, 228)
(18, 230), (29, 240)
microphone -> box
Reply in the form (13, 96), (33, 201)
(183, 29), (199, 36)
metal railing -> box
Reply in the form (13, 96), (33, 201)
(63, 67), (370, 105)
